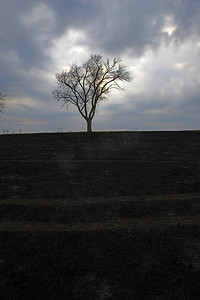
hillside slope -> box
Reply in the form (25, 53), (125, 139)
(0, 131), (200, 299)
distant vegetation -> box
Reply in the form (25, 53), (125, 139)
(0, 93), (6, 114)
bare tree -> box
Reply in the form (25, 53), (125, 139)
(52, 54), (132, 132)
(0, 93), (6, 114)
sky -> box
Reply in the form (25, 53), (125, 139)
(0, 0), (200, 133)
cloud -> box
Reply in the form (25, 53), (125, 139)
(98, 34), (200, 129)
(48, 29), (91, 71)
(84, 0), (191, 55)
(0, 0), (200, 132)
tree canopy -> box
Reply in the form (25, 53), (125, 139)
(52, 54), (132, 132)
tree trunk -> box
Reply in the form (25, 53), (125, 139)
(86, 118), (92, 132)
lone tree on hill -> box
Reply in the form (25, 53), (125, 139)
(52, 54), (132, 132)
(0, 93), (6, 114)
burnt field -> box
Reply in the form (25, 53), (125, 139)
(0, 131), (200, 299)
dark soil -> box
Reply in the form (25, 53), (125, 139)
(0, 131), (200, 299)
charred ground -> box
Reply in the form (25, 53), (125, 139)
(0, 131), (200, 299)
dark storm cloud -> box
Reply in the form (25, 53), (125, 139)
(174, 0), (200, 39)
(43, 0), (100, 32)
(0, 1), (46, 68)
(0, 0), (100, 93)
(2, 0), (198, 70)
(0, 0), (99, 64)
(84, 0), (200, 56)
(1, 0), (199, 73)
